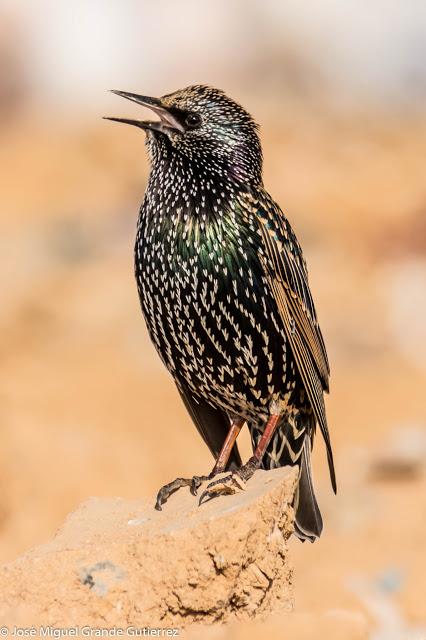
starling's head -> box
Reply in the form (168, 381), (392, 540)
(106, 85), (262, 185)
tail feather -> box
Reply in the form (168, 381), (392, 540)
(250, 414), (323, 542)
(293, 440), (323, 542)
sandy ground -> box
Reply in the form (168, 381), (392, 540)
(1, 105), (426, 637)
(0, 468), (297, 627)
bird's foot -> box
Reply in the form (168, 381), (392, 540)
(154, 472), (214, 511)
(198, 456), (259, 506)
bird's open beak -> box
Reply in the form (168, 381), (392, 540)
(104, 90), (184, 133)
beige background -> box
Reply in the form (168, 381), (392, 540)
(1, 2), (426, 637)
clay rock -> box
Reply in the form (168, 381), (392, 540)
(0, 466), (297, 628)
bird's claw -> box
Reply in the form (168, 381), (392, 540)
(155, 477), (192, 511)
(154, 473), (212, 510)
(198, 472), (247, 505)
(190, 474), (210, 496)
(197, 457), (259, 505)
(155, 458), (259, 510)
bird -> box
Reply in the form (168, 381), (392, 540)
(105, 85), (336, 542)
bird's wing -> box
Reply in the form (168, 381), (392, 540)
(177, 385), (242, 470)
(238, 189), (336, 492)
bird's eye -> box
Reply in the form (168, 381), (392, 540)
(185, 112), (202, 128)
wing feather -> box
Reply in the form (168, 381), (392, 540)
(240, 190), (336, 491)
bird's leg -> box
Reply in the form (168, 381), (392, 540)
(198, 412), (281, 505)
(154, 417), (245, 511)
(190, 417), (245, 495)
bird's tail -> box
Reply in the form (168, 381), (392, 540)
(250, 413), (323, 542)
(293, 439), (323, 541)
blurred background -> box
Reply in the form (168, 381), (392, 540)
(1, 0), (426, 636)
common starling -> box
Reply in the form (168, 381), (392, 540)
(106, 85), (336, 541)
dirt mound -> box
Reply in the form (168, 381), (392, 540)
(0, 467), (297, 628)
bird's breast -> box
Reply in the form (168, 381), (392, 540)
(134, 201), (291, 417)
